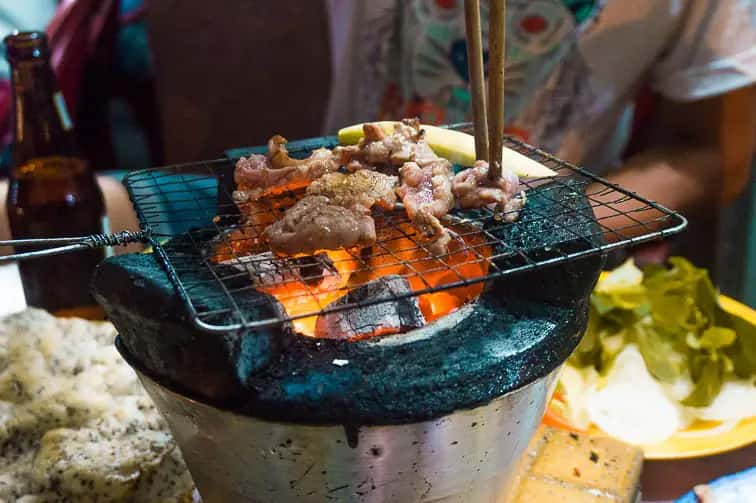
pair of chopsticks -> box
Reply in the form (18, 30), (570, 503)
(464, 0), (505, 181)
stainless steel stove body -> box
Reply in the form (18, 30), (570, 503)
(136, 364), (559, 503)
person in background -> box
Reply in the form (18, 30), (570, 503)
(146, 1), (333, 164)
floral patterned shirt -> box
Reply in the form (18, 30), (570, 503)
(325, 0), (756, 172)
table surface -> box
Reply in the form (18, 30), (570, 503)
(0, 262), (27, 317)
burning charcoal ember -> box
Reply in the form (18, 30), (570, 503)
(452, 160), (525, 221)
(315, 275), (425, 339)
(397, 159), (455, 254)
(220, 251), (336, 287)
(265, 195), (376, 255)
(298, 254), (337, 286)
(306, 170), (398, 211)
(207, 226), (266, 263)
(233, 135), (338, 203)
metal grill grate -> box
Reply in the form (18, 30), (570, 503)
(124, 125), (687, 333)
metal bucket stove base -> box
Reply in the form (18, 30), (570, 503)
(136, 367), (559, 503)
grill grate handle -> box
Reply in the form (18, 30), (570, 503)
(0, 229), (151, 262)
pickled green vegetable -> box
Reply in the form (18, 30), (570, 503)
(570, 257), (756, 407)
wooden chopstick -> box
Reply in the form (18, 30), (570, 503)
(487, 0), (506, 180)
(464, 0), (489, 162)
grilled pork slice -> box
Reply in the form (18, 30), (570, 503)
(265, 196), (376, 255)
(397, 159), (455, 254)
(233, 135), (338, 203)
(306, 170), (398, 211)
(452, 160), (525, 221)
(266, 171), (396, 256)
(334, 118), (437, 173)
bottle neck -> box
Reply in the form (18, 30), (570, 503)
(9, 57), (78, 170)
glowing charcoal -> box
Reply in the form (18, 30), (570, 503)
(315, 275), (425, 340)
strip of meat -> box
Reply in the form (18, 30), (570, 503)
(396, 159), (455, 254)
(334, 118), (437, 173)
(266, 171), (396, 256)
(451, 160), (525, 222)
(265, 196), (376, 255)
(306, 170), (398, 211)
(233, 135), (338, 203)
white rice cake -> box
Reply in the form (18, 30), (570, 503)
(0, 309), (193, 502)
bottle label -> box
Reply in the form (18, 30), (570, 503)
(53, 92), (73, 131)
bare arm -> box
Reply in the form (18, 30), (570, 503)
(591, 85), (756, 238)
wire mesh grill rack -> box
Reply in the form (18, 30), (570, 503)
(124, 125), (687, 333)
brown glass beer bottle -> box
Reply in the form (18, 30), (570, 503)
(4, 32), (106, 317)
